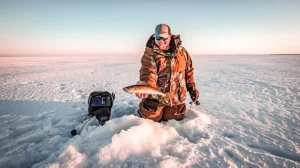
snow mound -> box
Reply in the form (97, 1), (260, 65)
(34, 114), (211, 168)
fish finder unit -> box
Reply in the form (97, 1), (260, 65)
(71, 91), (115, 136)
(88, 91), (115, 125)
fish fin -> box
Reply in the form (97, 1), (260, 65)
(136, 81), (149, 86)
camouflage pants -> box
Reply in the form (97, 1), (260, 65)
(138, 98), (186, 122)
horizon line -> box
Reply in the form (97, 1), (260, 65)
(0, 53), (299, 57)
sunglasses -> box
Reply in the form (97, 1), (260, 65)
(155, 36), (168, 41)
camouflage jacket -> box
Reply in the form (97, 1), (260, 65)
(138, 34), (196, 106)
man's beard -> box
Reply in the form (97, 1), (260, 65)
(158, 44), (169, 51)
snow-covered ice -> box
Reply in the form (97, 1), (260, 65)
(0, 55), (299, 168)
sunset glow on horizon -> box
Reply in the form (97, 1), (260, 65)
(1, 0), (300, 56)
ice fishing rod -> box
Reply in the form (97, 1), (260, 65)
(188, 100), (200, 114)
(71, 114), (93, 136)
(190, 100), (200, 106)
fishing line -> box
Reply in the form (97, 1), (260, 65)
(79, 116), (93, 134)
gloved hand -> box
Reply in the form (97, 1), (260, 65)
(189, 89), (199, 101)
(187, 84), (199, 102)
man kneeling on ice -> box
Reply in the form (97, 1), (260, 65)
(136, 23), (199, 122)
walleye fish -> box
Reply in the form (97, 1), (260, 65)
(123, 85), (173, 103)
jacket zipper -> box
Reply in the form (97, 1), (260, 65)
(170, 57), (172, 84)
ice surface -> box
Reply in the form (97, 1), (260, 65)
(0, 55), (299, 167)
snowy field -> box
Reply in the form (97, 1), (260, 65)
(0, 55), (299, 168)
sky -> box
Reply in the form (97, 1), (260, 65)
(0, 0), (300, 56)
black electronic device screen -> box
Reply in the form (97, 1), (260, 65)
(91, 96), (106, 107)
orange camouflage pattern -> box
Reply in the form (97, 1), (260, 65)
(138, 34), (196, 106)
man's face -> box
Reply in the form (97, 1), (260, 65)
(154, 34), (172, 51)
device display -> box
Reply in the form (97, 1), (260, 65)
(91, 96), (111, 107)
(91, 96), (106, 106)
